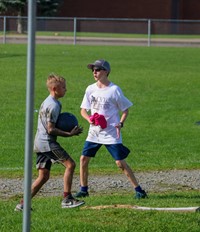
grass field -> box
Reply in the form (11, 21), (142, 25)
(1, 191), (200, 232)
(1, 44), (200, 175)
(0, 44), (200, 231)
(2, 31), (200, 39)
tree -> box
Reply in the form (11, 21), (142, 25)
(37, 0), (62, 16)
(0, 0), (27, 33)
(0, 0), (62, 33)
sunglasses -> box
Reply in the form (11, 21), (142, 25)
(92, 68), (106, 72)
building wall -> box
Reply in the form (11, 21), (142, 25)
(57, 0), (200, 20)
(181, 0), (200, 19)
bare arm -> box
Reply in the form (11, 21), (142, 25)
(115, 109), (129, 138)
(119, 108), (129, 124)
(81, 108), (93, 124)
(47, 121), (83, 137)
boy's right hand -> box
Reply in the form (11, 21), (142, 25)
(69, 126), (83, 136)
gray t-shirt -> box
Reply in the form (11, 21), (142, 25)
(34, 95), (62, 152)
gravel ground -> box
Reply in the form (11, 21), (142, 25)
(0, 170), (200, 199)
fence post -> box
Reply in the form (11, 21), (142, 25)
(73, 17), (77, 45)
(148, 19), (151, 47)
(3, 16), (6, 44)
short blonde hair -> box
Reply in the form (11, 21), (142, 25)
(46, 74), (66, 90)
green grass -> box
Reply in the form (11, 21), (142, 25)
(1, 44), (200, 176)
(1, 191), (200, 232)
(35, 32), (200, 39)
(0, 44), (200, 231)
(1, 31), (200, 39)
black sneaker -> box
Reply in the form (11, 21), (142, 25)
(74, 191), (89, 198)
(61, 196), (85, 208)
(135, 190), (148, 199)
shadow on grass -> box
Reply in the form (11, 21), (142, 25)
(0, 54), (26, 59)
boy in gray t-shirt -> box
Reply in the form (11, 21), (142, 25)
(15, 74), (84, 211)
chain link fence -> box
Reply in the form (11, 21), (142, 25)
(0, 16), (200, 46)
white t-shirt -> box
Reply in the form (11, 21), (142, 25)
(81, 82), (133, 144)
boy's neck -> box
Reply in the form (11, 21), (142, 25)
(50, 93), (59, 100)
(97, 80), (110, 88)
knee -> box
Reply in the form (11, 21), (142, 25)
(72, 160), (76, 170)
(68, 159), (76, 171)
(116, 160), (124, 171)
(80, 156), (89, 168)
(62, 158), (76, 171)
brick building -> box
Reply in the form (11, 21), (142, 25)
(57, 0), (200, 20)
(1, 0), (199, 35)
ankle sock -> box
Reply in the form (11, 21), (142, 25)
(80, 186), (88, 192)
(135, 185), (142, 193)
(63, 192), (72, 198)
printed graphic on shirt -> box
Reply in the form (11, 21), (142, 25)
(91, 95), (110, 111)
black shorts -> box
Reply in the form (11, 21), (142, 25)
(36, 148), (70, 170)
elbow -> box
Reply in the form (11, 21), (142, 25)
(80, 108), (86, 117)
(80, 108), (84, 113)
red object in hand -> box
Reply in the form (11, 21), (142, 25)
(89, 113), (107, 129)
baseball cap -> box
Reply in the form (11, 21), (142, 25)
(87, 59), (111, 73)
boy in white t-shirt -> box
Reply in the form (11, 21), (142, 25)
(75, 59), (147, 199)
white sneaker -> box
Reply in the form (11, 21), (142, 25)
(15, 204), (23, 212)
(14, 203), (33, 212)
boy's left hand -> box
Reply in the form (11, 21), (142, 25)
(70, 126), (83, 136)
(115, 123), (122, 139)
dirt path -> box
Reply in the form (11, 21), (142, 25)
(1, 169), (199, 199)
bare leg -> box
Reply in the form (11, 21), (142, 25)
(115, 159), (139, 188)
(80, 155), (91, 186)
(62, 157), (76, 193)
(31, 168), (50, 198)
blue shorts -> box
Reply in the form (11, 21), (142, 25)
(82, 141), (130, 160)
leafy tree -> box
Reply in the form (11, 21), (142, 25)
(0, 0), (26, 33)
(0, 0), (62, 33)
(0, 0), (26, 13)
(37, 0), (62, 16)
